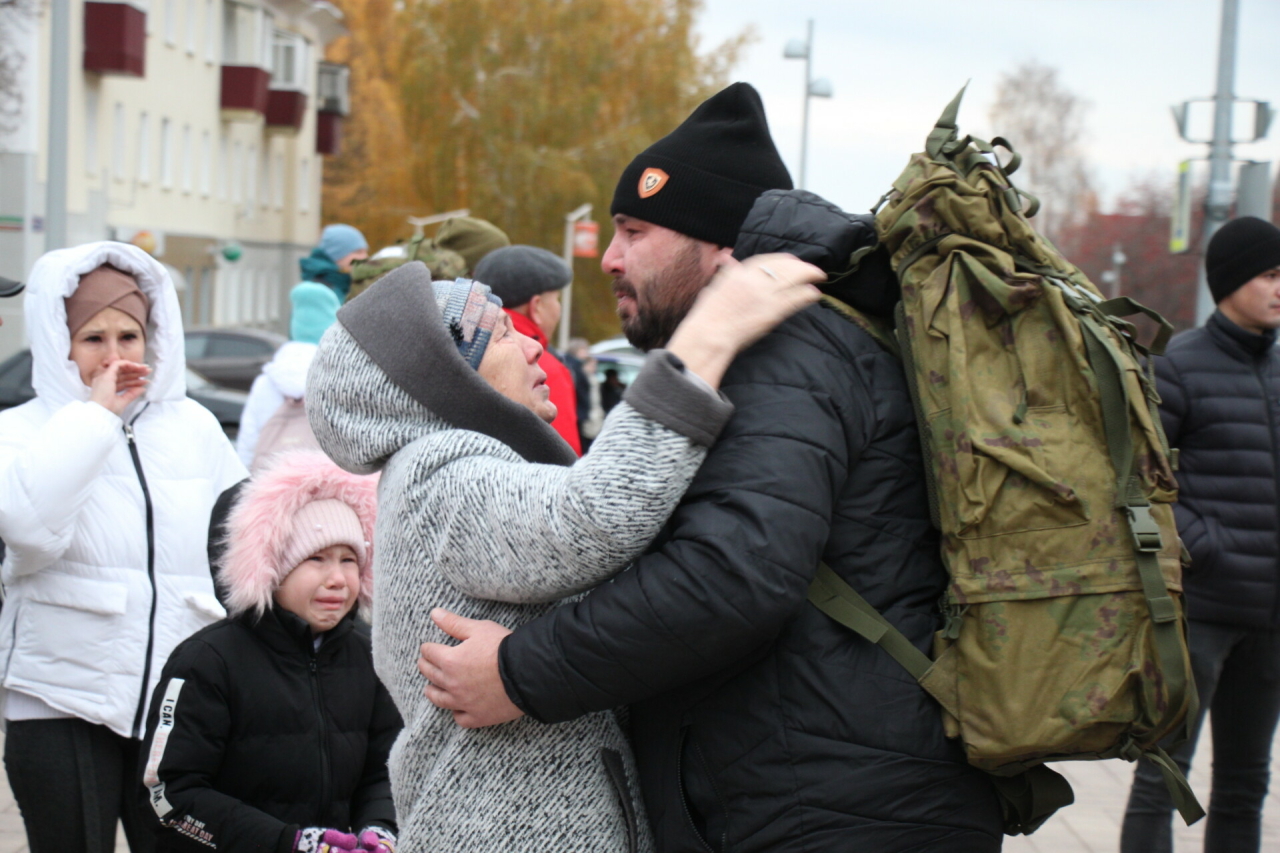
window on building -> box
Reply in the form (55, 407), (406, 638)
(222, 0), (260, 65)
(111, 102), (126, 181)
(259, 10), (274, 68)
(217, 135), (228, 200)
(160, 118), (172, 188)
(204, 0), (217, 61)
(137, 112), (151, 183)
(185, 0), (197, 52)
(164, 0), (176, 45)
(299, 157), (310, 213)
(273, 153), (283, 209)
(200, 130), (211, 196)
(270, 30), (311, 91)
(181, 124), (192, 192)
(260, 146), (271, 208)
(246, 143), (257, 208)
(84, 87), (99, 177)
(231, 140), (242, 203)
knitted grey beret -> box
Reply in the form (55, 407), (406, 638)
(473, 245), (572, 309)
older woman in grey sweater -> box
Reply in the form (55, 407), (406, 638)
(306, 256), (819, 853)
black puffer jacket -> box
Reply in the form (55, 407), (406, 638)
(139, 607), (402, 853)
(1156, 310), (1280, 628)
(499, 191), (1003, 852)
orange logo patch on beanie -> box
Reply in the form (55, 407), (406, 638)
(638, 168), (669, 199)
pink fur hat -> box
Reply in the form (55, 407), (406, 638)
(220, 451), (379, 618)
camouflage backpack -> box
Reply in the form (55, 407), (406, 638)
(346, 236), (468, 302)
(807, 87), (1204, 834)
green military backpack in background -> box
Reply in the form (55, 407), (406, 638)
(346, 236), (468, 303)
(808, 86), (1204, 835)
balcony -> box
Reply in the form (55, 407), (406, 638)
(315, 62), (348, 156)
(220, 65), (270, 122)
(316, 111), (342, 156)
(83, 1), (146, 76)
(266, 90), (307, 133)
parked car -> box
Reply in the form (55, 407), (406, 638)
(589, 337), (644, 388)
(0, 349), (248, 438)
(184, 327), (286, 390)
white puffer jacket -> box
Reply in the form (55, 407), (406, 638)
(0, 242), (247, 738)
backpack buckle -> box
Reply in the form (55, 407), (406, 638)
(1125, 505), (1164, 553)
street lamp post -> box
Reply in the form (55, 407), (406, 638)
(559, 203), (593, 352)
(783, 20), (833, 191)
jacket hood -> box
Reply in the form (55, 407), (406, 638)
(263, 341), (317, 399)
(300, 248), (350, 300)
(25, 241), (187, 412)
(734, 188), (900, 318)
(219, 451), (379, 619)
(307, 261), (576, 475)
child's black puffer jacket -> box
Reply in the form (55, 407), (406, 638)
(139, 606), (402, 853)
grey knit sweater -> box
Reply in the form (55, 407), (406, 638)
(306, 264), (733, 853)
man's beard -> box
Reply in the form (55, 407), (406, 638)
(616, 240), (711, 352)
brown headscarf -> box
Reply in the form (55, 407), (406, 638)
(65, 264), (150, 337)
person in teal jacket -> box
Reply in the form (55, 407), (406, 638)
(301, 224), (369, 300)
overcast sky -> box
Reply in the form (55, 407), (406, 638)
(695, 0), (1280, 216)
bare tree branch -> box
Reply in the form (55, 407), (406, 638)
(0, 0), (41, 135)
(988, 61), (1095, 242)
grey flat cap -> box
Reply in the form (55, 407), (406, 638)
(472, 245), (572, 308)
(0, 277), (24, 298)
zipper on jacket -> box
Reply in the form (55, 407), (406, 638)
(675, 727), (716, 853)
(1255, 360), (1280, 626)
(125, 418), (160, 739)
(309, 652), (332, 817)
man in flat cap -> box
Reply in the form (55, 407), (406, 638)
(421, 83), (1003, 851)
(1121, 215), (1280, 853)
(474, 245), (581, 455)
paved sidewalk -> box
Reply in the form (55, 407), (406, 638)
(0, 726), (1276, 852)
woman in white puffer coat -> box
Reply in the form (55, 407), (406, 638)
(0, 241), (246, 853)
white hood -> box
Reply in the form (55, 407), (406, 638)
(262, 341), (318, 399)
(25, 241), (187, 413)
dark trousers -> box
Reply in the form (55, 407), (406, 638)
(4, 717), (157, 853)
(1120, 620), (1280, 853)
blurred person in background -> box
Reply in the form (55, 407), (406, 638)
(599, 368), (626, 414)
(0, 242), (246, 853)
(236, 280), (341, 469)
(301, 224), (369, 302)
(1121, 216), (1280, 853)
(474, 245), (582, 454)
(566, 337), (603, 451)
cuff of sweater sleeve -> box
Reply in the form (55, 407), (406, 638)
(498, 634), (545, 722)
(277, 825), (300, 853)
(622, 350), (734, 447)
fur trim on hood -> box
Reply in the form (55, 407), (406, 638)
(219, 451), (379, 619)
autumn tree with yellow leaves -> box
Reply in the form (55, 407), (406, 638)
(323, 0), (749, 341)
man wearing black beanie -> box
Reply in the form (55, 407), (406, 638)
(419, 82), (1003, 852)
(1121, 215), (1280, 853)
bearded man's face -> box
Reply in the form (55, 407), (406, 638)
(603, 215), (725, 351)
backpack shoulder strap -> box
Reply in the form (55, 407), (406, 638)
(807, 562), (931, 680)
(818, 294), (899, 357)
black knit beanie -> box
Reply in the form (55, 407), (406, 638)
(1207, 216), (1280, 303)
(611, 83), (793, 247)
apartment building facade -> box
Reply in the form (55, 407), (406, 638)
(0, 0), (351, 358)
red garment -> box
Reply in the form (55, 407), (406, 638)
(506, 309), (582, 456)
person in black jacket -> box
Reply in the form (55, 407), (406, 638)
(1121, 216), (1280, 853)
(139, 453), (401, 853)
(417, 82), (1003, 852)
